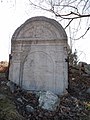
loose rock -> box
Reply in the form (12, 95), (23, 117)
(39, 91), (60, 111)
(86, 87), (90, 94)
(26, 105), (34, 113)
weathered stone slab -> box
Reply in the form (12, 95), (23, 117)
(9, 16), (68, 95)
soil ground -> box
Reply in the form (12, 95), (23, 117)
(0, 65), (90, 120)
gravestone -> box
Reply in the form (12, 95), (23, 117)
(9, 16), (68, 95)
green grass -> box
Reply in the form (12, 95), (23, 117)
(0, 95), (24, 120)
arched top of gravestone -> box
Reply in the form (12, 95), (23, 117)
(12, 16), (67, 41)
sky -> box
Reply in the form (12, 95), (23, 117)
(0, 0), (90, 63)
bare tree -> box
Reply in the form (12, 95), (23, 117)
(29, 0), (90, 49)
(0, 0), (16, 7)
(1, 0), (90, 51)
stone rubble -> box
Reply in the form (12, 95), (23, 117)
(86, 88), (90, 94)
(0, 78), (89, 120)
(0, 62), (90, 120)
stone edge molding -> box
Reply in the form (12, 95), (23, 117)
(11, 16), (67, 41)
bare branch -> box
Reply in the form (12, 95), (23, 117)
(28, 0), (90, 42)
(29, 0), (90, 20)
(53, 4), (79, 13)
(65, 19), (73, 29)
(82, 0), (89, 13)
(29, 0), (52, 12)
(55, 11), (90, 19)
(73, 26), (90, 40)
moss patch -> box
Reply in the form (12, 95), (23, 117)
(0, 94), (24, 120)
